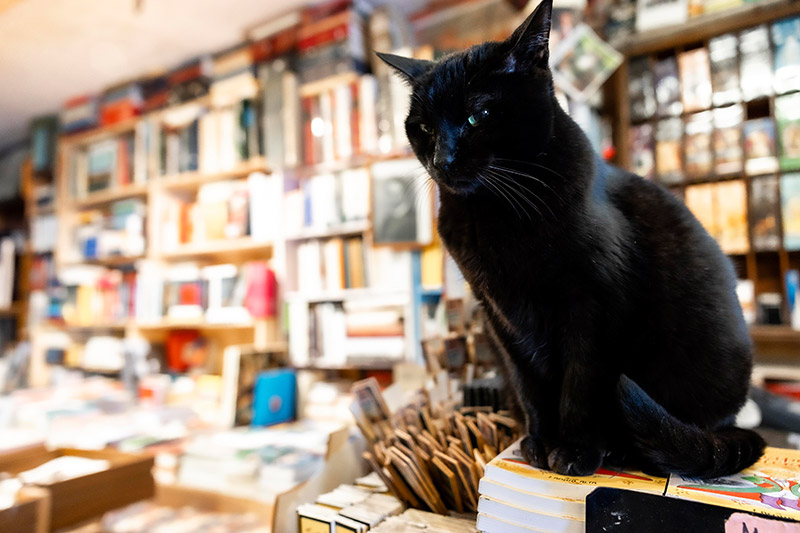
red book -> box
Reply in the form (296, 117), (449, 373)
(166, 329), (199, 372)
(298, 23), (349, 51)
(302, 96), (316, 166)
(116, 138), (131, 187)
(244, 262), (278, 318)
(100, 100), (139, 126)
(350, 81), (361, 155)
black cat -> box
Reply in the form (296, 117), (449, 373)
(378, 0), (765, 478)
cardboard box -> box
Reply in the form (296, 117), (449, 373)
(0, 445), (154, 531)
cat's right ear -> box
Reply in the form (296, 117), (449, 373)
(376, 52), (432, 83)
(504, 0), (553, 72)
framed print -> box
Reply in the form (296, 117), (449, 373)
(370, 158), (433, 248)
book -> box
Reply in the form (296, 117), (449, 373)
(483, 438), (668, 501)
(479, 478), (584, 520)
(771, 16), (800, 94)
(252, 368), (297, 426)
(781, 173), (800, 250)
(627, 56), (656, 123)
(744, 118), (779, 175)
(653, 56), (682, 117)
(665, 446), (800, 521)
(203, 264), (248, 324)
(476, 513), (543, 533)
(549, 24), (623, 103)
(478, 495), (584, 533)
(714, 180), (748, 254)
(750, 175), (781, 251)
(29, 114), (59, 176)
(220, 344), (281, 427)
(684, 184), (717, 239)
(677, 48), (712, 113)
(86, 140), (118, 193)
(712, 104), (744, 175)
(655, 118), (683, 185)
(739, 26), (773, 101)
(636, 0), (688, 32)
(683, 112), (713, 179)
(708, 34), (741, 107)
(776, 93), (800, 170)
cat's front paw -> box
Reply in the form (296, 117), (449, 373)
(548, 445), (604, 476)
(520, 435), (552, 469)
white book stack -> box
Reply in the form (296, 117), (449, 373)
(0, 238), (14, 310)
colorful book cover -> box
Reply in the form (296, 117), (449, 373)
(771, 16), (800, 94)
(483, 438), (668, 501)
(776, 93), (800, 170)
(744, 118), (779, 175)
(653, 56), (683, 116)
(628, 56), (657, 122)
(630, 123), (655, 180)
(684, 111), (713, 179)
(782, 173), (800, 250)
(677, 48), (712, 113)
(655, 118), (684, 185)
(665, 446), (800, 521)
(739, 26), (773, 101)
(685, 184), (717, 239)
(750, 175), (781, 251)
(709, 34), (741, 107)
(713, 105), (744, 175)
(714, 180), (749, 254)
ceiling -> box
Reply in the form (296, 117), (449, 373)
(0, 0), (339, 149)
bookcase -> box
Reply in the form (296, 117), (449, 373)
(607, 0), (800, 363)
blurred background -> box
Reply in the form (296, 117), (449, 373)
(1, 0), (800, 530)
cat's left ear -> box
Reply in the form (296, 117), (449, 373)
(504, 0), (553, 72)
(376, 52), (432, 83)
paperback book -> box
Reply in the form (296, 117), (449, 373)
(653, 57), (682, 117)
(713, 104), (744, 175)
(714, 179), (749, 254)
(677, 48), (712, 113)
(771, 16), (800, 94)
(630, 123), (655, 180)
(782, 173), (800, 250)
(684, 111), (713, 179)
(750, 175), (781, 251)
(739, 26), (773, 101)
(708, 34), (741, 106)
(685, 184), (717, 239)
(655, 118), (684, 185)
(776, 92), (800, 170)
(744, 118), (779, 176)
(628, 56), (657, 122)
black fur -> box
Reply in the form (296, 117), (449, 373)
(379, 0), (765, 478)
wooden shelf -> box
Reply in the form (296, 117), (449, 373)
(299, 71), (360, 98)
(71, 255), (145, 267)
(0, 301), (24, 318)
(69, 183), (148, 209)
(61, 117), (139, 146)
(159, 157), (270, 191)
(292, 149), (414, 178)
(285, 288), (409, 304)
(619, 0), (800, 56)
(285, 221), (370, 241)
(293, 361), (397, 372)
(750, 325), (800, 344)
(160, 238), (273, 261)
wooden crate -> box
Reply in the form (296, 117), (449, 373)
(0, 445), (154, 531)
(0, 487), (49, 533)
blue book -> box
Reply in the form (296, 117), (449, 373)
(772, 16), (800, 94)
(252, 369), (297, 427)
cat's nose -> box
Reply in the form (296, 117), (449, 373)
(434, 150), (455, 171)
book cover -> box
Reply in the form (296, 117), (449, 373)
(677, 48), (712, 113)
(781, 173), (800, 250)
(655, 118), (683, 185)
(685, 184), (717, 239)
(665, 446), (800, 521)
(713, 104), (744, 175)
(253, 368), (297, 427)
(776, 93), (800, 170)
(709, 34), (741, 106)
(479, 478), (584, 520)
(714, 180), (749, 254)
(744, 118), (779, 175)
(750, 175), (781, 251)
(628, 56), (657, 123)
(739, 26), (773, 101)
(483, 438), (667, 501)
(476, 513), (542, 533)
(772, 16), (800, 94)
(636, 0), (687, 32)
(653, 57), (682, 117)
(684, 111), (713, 179)
(630, 123), (655, 180)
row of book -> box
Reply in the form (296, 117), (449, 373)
(295, 237), (369, 294)
(158, 172), (279, 250)
(632, 94), (800, 184)
(284, 168), (370, 235)
(0, 238), (16, 311)
(70, 200), (146, 262)
(58, 266), (137, 326)
(287, 299), (406, 368)
(629, 18), (800, 122)
(681, 174), (800, 254)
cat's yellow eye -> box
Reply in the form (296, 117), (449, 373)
(468, 108), (490, 127)
(420, 123), (434, 135)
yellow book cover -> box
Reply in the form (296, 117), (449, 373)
(483, 438), (668, 501)
(665, 446), (800, 521)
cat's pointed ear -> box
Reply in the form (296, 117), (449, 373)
(504, 0), (553, 72)
(376, 52), (432, 83)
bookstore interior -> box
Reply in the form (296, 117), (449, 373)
(2, 0), (800, 530)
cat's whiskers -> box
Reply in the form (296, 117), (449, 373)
(491, 157), (569, 185)
(477, 172), (526, 220)
(484, 169), (541, 220)
(486, 168), (551, 219)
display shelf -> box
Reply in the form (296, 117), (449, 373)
(159, 157), (270, 191)
(68, 183), (148, 209)
(159, 238), (273, 261)
(292, 149), (413, 179)
(60, 117), (139, 146)
(298, 71), (360, 98)
(284, 220), (370, 241)
(618, 0), (800, 57)
(69, 255), (145, 267)
(750, 324), (800, 344)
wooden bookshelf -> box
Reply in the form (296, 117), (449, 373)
(159, 157), (270, 191)
(69, 183), (148, 209)
(159, 237), (273, 261)
(284, 220), (370, 241)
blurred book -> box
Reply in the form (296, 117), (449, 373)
(258, 58), (301, 169)
(776, 92), (800, 171)
(771, 16), (800, 94)
(712, 105), (744, 175)
(655, 118), (683, 185)
(739, 26), (773, 101)
(714, 180), (748, 254)
(685, 184), (717, 239)
(653, 56), (682, 117)
(60, 94), (99, 133)
(0, 238), (15, 310)
(709, 34), (741, 107)
(636, 0), (687, 32)
(750, 175), (781, 252)
(744, 118), (779, 176)
(100, 82), (142, 126)
(630, 124), (655, 180)
(628, 57), (656, 123)
(29, 114), (59, 176)
(252, 368), (296, 426)
(781, 173), (800, 250)
(683, 112), (713, 180)
(677, 48), (712, 113)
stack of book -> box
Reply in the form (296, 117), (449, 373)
(60, 94), (99, 133)
(297, 492), (404, 532)
(477, 438), (668, 533)
(100, 82), (142, 126)
(70, 134), (136, 197)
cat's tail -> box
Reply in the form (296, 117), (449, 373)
(617, 374), (765, 478)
